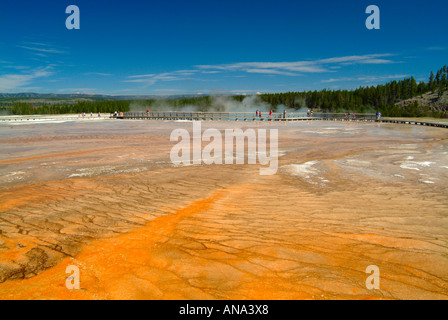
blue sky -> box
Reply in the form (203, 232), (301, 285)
(0, 0), (447, 95)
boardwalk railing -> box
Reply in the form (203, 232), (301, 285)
(113, 111), (378, 121)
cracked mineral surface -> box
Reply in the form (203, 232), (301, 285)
(0, 119), (447, 299)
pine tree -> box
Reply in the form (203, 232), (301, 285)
(429, 71), (435, 92)
(441, 73), (447, 94)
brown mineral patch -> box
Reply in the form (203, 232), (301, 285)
(0, 148), (120, 164)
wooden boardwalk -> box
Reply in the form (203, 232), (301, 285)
(114, 111), (448, 128)
(378, 117), (448, 129)
(1, 112), (446, 128)
(116, 111), (377, 122)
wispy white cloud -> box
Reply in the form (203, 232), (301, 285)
(360, 58), (396, 64)
(426, 46), (446, 51)
(196, 61), (325, 74)
(128, 74), (156, 79)
(124, 69), (207, 87)
(322, 74), (409, 84)
(195, 53), (396, 76)
(19, 45), (65, 54)
(124, 73), (179, 85)
(317, 54), (394, 64)
(0, 67), (54, 92)
(83, 72), (113, 76)
(121, 53), (399, 90)
(244, 68), (301, 76)
(26, 42), (49, 47)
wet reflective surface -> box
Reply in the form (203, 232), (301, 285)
(0, 119), (447, 299)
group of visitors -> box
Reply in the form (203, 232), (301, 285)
(344, 113), (356, 120)
(255, 109), (283, 119)
(81, 112), (101, 118)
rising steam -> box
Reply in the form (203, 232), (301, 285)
(129, 95), (275, 113)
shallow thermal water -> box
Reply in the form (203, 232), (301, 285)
(0, 118), (447, 299)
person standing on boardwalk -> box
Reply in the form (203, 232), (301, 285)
(283, 109), (286, 119)
(269, 110), (273, 119)
(256, 110), (258, 117)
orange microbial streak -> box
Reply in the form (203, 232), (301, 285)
(0, 190), (226, 299)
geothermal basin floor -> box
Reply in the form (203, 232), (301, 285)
(0, 119), (447, 299)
